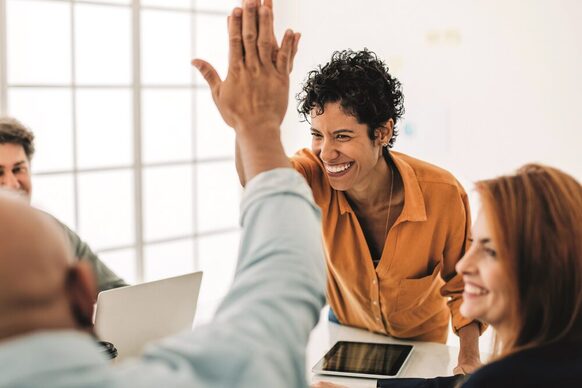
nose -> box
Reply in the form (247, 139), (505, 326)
(0, 171), (22, 190)
(456, 245), (477, 275)
(319, 138), (339, 162)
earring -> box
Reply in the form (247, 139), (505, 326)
(382, 143), (388, 147)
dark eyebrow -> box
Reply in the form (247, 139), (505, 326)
(333, 129), (355, 135)
(468, 237), (492, 244)
(309, 128), (355, 134)
(14, 161), (27, 167)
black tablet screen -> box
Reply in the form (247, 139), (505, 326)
(321, 341), (413, 376)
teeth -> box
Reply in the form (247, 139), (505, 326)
(325, 162), (352, 173)
(465, 283), (488, 295)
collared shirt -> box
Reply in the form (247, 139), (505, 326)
(0, 168), (326, 388)
(291, 149), (478, 342)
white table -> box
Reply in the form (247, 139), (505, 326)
(307, 308), (461, 387)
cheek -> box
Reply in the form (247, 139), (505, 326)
(486, 267), (513, 315)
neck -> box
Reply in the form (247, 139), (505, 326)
(0, 302), (83, 342)
(347, 154), (393, 209)
(493, 321), (515, 355)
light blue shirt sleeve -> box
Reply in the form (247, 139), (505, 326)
(0, 168), (326, 388)
(117, 168), (327, 387)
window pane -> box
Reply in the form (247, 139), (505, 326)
(76, 89), (133, 169)
(196, 0), (236, 12)
(142, 89), (192, 163)
(197, 231), (239, 303)
(31, 174), (76, 230)
(78, 0), (130, 4)
(6, 0), (71, 84)
(141, 10), (191, 85)
(97, 248), (137, 285)
(195, 88), (233, 159)
(193, 14), (227, 85)
(142, 0), (191, 9)
(196, 162), (239, 232)
(78, 170), (134, 250)
(75, 4), (131, 85)
(143, 165), (193, 241)
(7, 88), (74, 172)
(144, 239), (194, 282)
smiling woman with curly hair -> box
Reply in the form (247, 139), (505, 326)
(235, 48), (483, 372)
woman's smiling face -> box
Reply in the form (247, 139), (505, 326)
(456, 209), (513, 334)
(310, 102), (386, 192)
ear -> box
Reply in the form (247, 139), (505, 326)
(66, 261), (97, 330)
(374, 119), (394, 146)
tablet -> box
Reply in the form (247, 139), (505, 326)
(312, 341), (414, 379)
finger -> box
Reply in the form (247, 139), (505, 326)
(276, 29), (294, 74)
(262, 0), (277, 42)
(288, 32), (301, 73)
(228, 7), (244, 68)
(262, 0), (280, 62)
(242, 0), (259, 67)
(192, 59), (222, 94)
(257, 6), (274, 66)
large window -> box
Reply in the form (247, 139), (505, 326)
(0, 0), (240, 305)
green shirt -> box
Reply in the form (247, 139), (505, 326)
(57, 219), (128, 291)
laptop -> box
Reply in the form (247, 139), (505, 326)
(94, 271), (203, 360)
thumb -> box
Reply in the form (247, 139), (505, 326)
(192, 59), (222, 93)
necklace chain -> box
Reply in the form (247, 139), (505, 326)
(379, 160), (395, 261)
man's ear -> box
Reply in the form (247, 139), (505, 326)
(66, 261), (97, 330)
(374, 119), (394, 146)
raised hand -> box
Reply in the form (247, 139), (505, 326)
(192, 0), (297, 180)
(193, 1), (295, 133)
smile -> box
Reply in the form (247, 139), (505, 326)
(464, 283), (489, 296)
(324, 162), (353, 175)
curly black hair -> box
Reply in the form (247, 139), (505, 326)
(297, 49), (404, 148)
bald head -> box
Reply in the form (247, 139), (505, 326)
(0, 191), (95, 340)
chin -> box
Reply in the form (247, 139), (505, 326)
(459, 303), (481, 321)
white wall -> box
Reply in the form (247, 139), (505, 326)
(274, 0), (582, 189)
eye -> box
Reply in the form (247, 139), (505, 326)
(336, 134), (351, 141)
(484, 247), (497, 258)
(310, 131), (323, 139)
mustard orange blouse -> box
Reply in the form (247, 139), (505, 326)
(291, 149), (478, 342)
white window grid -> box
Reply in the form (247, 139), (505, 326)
(0, 0), (241, 286)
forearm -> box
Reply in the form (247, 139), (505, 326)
(458, 322), (481, 362)
(236, 126), (291, 182)
(235, 139), (247, 187)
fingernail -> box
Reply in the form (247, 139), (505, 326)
(233, 7), (242, 17)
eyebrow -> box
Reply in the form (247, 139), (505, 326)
(0, 161), (27, 169)
(310, 127), (356, 135)
(468, 237), (492, 244)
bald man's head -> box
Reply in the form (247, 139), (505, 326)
(0, 191), (96, 341)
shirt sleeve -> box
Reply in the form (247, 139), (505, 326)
(439, 185), (486, 335)
(60, 222), (128, 291)
(127, 168), (326, 388)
